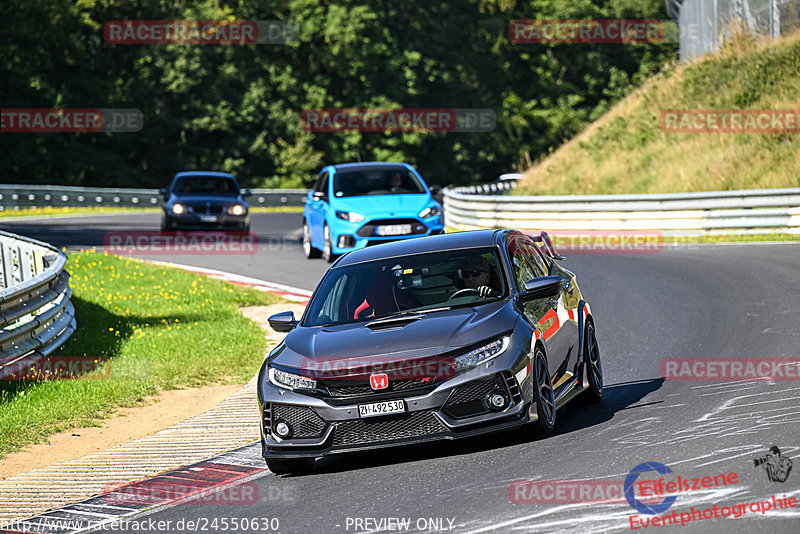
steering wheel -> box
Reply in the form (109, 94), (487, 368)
(448, 288), (479, 301)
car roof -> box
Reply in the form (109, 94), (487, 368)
(331, 162), (410, 172)
(334, 229), (511, 267)
(174, 171), (236, 179)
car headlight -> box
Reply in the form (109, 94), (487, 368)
(336, 211), (365, 223)
(228, 204), (246, 216)
(453, 337), (510, 371)
(268, 367), (317, 391)
(419, 206), (441, 218)
(172, 203), (185, 215)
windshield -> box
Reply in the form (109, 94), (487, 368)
(303, 247), (507, 327)
(173, 176), (239, 195)
(333, 168), (426, 197)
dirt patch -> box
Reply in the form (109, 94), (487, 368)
(0, 384), (240, 480)
(0, 303), (305, 480)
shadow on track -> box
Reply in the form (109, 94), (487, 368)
(291, 378), (664, 476)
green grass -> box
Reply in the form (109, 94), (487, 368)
(250, 206), (304, 213)
(0, 207), (160, 218)
(514, 31), (800, 196)
(0, 251), (282, 457)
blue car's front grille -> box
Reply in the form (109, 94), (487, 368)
(357, 219), (428, 237)
(187, 203), (223, 214)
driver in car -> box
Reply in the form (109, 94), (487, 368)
(387, 171), (405, 192)
(460, 256), (497, 298)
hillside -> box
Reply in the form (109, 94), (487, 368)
(514, 32), (800, 196)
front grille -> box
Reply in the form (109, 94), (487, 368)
(504, 371), (523, 403)
(332, 410), (447, 447)
(272, 404), (327, 438)
(322, 378), (431, 398)
(262, 404), (272, 436)
(187, 203), (224, 214)
(442, 373), (507, 419)
(357, 219), (427, 237)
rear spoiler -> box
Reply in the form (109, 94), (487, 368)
(531, 231), (565, 261)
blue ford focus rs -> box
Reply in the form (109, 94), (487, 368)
(302, 162), (444, 262)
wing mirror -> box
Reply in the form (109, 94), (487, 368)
(312, 191), (327, 202)
(241, 188), (253, 197)
(159, 187), (169, 201)
(519, 276), (562, 303)
(268, 311), (298, 332)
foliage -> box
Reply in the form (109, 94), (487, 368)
(0, 251), (280, 456)
(514, 32), (800, 195)
(1, 0), (675, 189)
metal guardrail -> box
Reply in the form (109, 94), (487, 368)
(668, 0), (800, 61)
(444, 185), (800, 235)
(0, 232), (76, 368)
(0, 185), (309, 210)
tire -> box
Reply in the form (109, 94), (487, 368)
(582, 321), (603, 403)
(240, 222), (250, 233)
(265, 457), (314, 475)
(532, 345), (556, 434)
(303, 221), (321, 259)
(322, 223), (334, 263)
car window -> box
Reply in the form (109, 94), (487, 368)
(524, 238), (549, 277)
(313, 171), (329, 194)
(320, 173), (329, 195)
(303, 247), (507, 327)
(173, 176), (238, 195)
(508, 235), (546, 288)
(333, 168), (426, 197)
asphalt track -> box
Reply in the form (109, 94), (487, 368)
(2, 213), (799, 534)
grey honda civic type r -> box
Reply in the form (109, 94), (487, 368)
(257, 229), (602, 474)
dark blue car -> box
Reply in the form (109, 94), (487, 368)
(159, 171), (251, 232)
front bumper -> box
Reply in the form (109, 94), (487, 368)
(163, 212), (249, 230)
(259, 365), (534, 459)
(329, 216), (444, 254)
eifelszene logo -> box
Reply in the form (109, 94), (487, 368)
(753, 446), (793, 483)
(624, 462), (678, 515)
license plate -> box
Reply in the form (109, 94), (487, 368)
(377, 224), (412, 236)
(358, 399), (406, 418)
(199, 215), (217, 223)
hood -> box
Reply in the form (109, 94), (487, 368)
(271, 299), (516, 380)
(333, 194), (433, 217)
